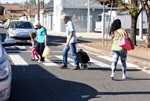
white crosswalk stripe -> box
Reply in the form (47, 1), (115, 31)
(55, 55), (111, 68)
(90, 58), (111, 68)
(55, 55), (74, 66)
(42, 58), (58, 66)
(9, 54), (28, 66)
(8, 53), (138, 69)
(97, 55), (138, 68)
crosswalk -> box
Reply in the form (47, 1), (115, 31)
(8, 54), (139, 69)
(9, 54), (28, 66)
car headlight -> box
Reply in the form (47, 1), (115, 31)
(10, 31), (15, 35)
(0, 60), (9, 80)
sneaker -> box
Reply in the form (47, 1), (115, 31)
(122, 73), (127, 79)
(110, 73), (115, 80)
(35, 58), (39, 61)
(71, 66), (80, 70)
(59, 65), (67, 69)
(31, 58), (35, 61)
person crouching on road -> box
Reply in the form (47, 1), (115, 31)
(30, 32), (39, 61)
(34, 21), (47, 62)
(59, 14), (80, 70)
(109, 19), (128, 80)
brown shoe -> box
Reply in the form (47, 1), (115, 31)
(71, 66), (80, 70)
(59, 65), (67, 69)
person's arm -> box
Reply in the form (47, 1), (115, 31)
(65, 31), (73, 46)
(110, 31), (115, 39)
(124, 30), (129, 38)
(44, 34), (47, 46)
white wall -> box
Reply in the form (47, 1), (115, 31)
(53, 0), (62, 32)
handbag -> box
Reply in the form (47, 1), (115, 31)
(117, 30), (132, 50)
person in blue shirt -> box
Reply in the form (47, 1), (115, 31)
(59, 14), (80, 70)
(34, 21), (47, 62)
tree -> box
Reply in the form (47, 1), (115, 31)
(0, 6), (4, 15)
(117, 0), (145, 46)
(143, 0), (150, 48)
(93, 0), (144, 46)
(30, 0), (36, 5)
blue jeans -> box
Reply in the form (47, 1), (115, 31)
(62, 43), (79, 67)
(112, 50), (127, 73)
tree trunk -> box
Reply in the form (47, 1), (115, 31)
(145, 14), (150, 48)
(130, 16), (138, 45)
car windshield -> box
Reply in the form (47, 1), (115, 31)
(10, 21), (34, 29)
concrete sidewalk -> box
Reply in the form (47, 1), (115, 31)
(47, 30), (146, 41)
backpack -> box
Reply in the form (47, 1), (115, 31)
(77, 49), (90, 63)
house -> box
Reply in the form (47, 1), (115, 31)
(37, 0), (117, 32)
(52, 0), (116, 32)
(0, 15), (4, 19)
(3, 5), (26, 18)
(39, 0), (54, 30)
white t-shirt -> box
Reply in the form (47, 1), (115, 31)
(65, 20), (77, 43)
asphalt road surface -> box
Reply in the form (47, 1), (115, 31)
(3, 35), (149, 101)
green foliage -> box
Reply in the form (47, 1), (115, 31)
(0, 6), (4, 15)
(0, 18), (7, 22)
(30, 0), (36, 4)
(118, 8), (127, 13)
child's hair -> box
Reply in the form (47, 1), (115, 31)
(30, 32), (36, 39)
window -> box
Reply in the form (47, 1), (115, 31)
(10, 21), (34, 29)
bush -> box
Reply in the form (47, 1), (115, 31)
(0, 18), (7, 23)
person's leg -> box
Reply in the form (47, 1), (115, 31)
(31, 48), (35, 61)
(62, 45), (70, 66)
(39, 43), (45, 61)
(70, 43), (79, 69)
(35, 42), (40, 55)
(33, 48), (39, 59)
(120, 50), (127, 79)
(111, 51), (119, 79)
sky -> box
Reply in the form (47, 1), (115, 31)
(0, 0), (50, 4)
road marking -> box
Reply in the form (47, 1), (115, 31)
(9, 54), (28, 66)
(42, 58), (58, 66)
(55, 55), (74, 66)
(16, 46), (26, 49)
(90, 58), (111, 68)
(97, 55), (139, 68)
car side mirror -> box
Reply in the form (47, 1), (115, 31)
(2, 38), (16, 47)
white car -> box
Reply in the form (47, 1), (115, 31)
(6, 20), (36, 42)
(0, 36), (12, 101)
(0, 23), (4, 28)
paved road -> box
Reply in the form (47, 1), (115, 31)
(3, 35), (149, 101)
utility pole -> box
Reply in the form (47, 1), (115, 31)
(37, 0), (40, 21)
(43, 0), (44, 9)
(102, 2), (105, 44)
(139, 4), (143, 39)
(87, 0), (90, 33)
(29, 2), (31, 21)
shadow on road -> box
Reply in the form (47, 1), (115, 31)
(47, 35), (94, 47)
(10, 64), (98, 101)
